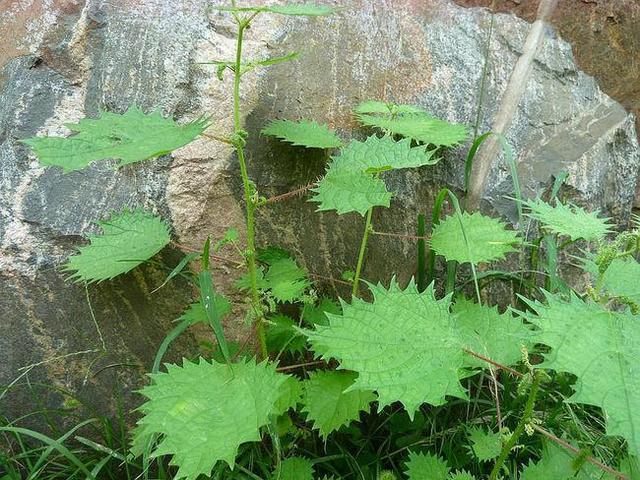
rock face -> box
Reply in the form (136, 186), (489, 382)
(453, 0), (640, 141)
(1, 0), (639, 424)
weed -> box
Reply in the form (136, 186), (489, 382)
(6, 2), (640, 480)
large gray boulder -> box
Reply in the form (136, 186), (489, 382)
(1, 0), (638, 424)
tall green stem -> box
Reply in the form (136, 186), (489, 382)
(233, 20), (267, 358)
(352, 207), (374, 298)
(416, 214), (426, 292)
(489, 371), (542, 480)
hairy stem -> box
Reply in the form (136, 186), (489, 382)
(233, 20), (267, 359)
(489, 371), (542, 480)
(416, 213), (427, 292)
(352, 206), (374, 297)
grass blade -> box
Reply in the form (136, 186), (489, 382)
(0, 427), (97, 480)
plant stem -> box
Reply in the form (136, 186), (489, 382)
(416, 213), (426, 291)
(489, 371), (542, 480)
(232, 20), (267, 359)
(352, 206), (374, 297)
(445, 261), (457, 295)
(427, 188), (449, 286)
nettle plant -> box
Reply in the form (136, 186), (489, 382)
(18, 3), (640, 480)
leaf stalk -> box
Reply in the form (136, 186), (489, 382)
(352, 206), (374, 297)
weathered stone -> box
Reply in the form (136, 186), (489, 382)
(1, 0), (638, 425)
(453, 0), (640, 139)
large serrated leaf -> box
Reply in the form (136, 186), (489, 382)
(355, 110), (468, 146)
(453, 297), (532, 368)
(262, 119), (342, 148)
(135, 359), (290, 480)
(63, 209), (170, 283)
(523, 292), (640, 457)
(302, 298), (341, 326)
(22, 106), (206, 172)
(273, 375), (303, 413)
(310, 166), (391, 216)
(180, 298), (231, 327)
(404, 451), (450, 480)
(310, 135), (438, 215)
(265, 314), (307, 355)
(601, 257), (640, 306)
(264, 257), (310, 303)
(449, 472), (477, 480)
(277, 457), (314, 480)
(303, 280), (467, 418)
(523, 198), (613, 241)
(430, 212), (520, 265)
(520, 442), (616, 480)
(331, 136), (438, 172)
(301, 371), (376, 439)
(466, 427), (501, 462)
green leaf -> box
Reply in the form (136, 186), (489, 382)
(466, 427), (501, 462)
(63, 210), (170, 283)
(264, 257), (310, 303)
(520, 442), (616, 480)
(277, 457), (314, 480)
(135, 358), (290, 480)
(205, 54), (299, 78)
(213, 228), (238, 252)
(266, 314), (307, 355)
(303, 280), (467, 418)
(311, 136), (438, 215)
(523, 292), (640, 457)
(310, 166), (391, 216)
(236, 265), (269, 292)
(302, 298), (341, 326)
(353, 100), (394, 115)
(453, 297), (532, 368)
(22, 106), (206, 172)
(404, 451), (450, 480)
(262, 119), (342, 149)
(217, 4), (336, 16)
(331, 136), (438, 172)
(620, 456), (640, 480)
(341, 270), (355, 282)
(601, 257), (640, 306)
(251, 52), (299, 68)
(355, 111), (468, 146)
(180, 297), (231, 327)
(273, 375), (303, 414)
(207, 52), (299, 77)
(301, 371), (376, 439)
(523, 198), (613, 242)
(378, 472), (397, 480)
(449, 472), (476, 480)
(430, 212), (520, 265)
(354, 100), (425, 116)
(257, 246), (291, 265)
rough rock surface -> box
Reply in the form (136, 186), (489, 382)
(453, 0), (640, 139)
(1, 0), (639, 424)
